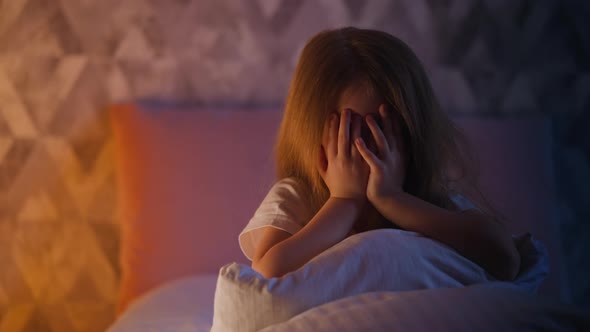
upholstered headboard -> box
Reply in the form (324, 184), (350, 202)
(110, 103), (567, 315)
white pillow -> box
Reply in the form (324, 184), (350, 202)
(211, 229), (547, 332)
(259, 283), (589, 332)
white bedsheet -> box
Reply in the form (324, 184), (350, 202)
(107, 274), (218, 332)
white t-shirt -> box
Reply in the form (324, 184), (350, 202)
(238, 177), (479, 261)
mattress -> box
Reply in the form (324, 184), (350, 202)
(107, 274), (217, 332)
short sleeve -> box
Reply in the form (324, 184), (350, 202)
(449, 191), (480, 212)
(238, 177), (313, 261)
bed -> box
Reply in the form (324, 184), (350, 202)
(106, 101), (589, 331)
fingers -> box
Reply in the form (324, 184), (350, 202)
(318, 116), (331, 179)
(365, 112), (389, 158)
(379, 104), (395, 152)
(327, 113), (338, 159)
(350, 114), (362, 159)
(317, 144), (327, 178)
(392, 111), (406, 157)
(355, 137), (382, 171)
(322, 113), (330, 148)
(338, 109), (351, 158)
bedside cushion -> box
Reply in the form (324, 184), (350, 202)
(110, 102), (282, 315)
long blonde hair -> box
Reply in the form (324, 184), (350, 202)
(274, 27), (495, 222)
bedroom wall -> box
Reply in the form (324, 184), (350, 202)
(0, 0), (588, 330)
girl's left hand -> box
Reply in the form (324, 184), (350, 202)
(354, 104), (407, 208)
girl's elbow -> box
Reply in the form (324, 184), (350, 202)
(252, 253), (289, 279)
(505, 245), (521, 280)
(492, 244), (521, 281)
(252, 261), (284, 279)
(481, 218), (521, 281)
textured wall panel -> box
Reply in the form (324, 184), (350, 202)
(0, 0), (588, 330)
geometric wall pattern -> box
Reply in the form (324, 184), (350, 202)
(0, 0), (588, 330)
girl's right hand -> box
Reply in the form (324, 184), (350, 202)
(317, 108), (370, 202)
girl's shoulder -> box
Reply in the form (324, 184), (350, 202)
(267, 177), (310, 201)
(272, 176), (305, 190)
(238, 177), (312, 260)
(259, 177), (313, 216)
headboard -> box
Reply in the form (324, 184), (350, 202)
(110, 103), (567, 314)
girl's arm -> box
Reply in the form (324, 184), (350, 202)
(253, 109), (368, 278)
(252, 197), (364, 278)
(355, 105), (520, 281)
(374, 192), (521, 281)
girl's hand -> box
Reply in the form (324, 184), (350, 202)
(354, 104), (407, 208)
(317, 108), (370, 203)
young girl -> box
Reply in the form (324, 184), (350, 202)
(238, 27), (520, 281)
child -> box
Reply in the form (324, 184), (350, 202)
(238, 27), (520, 281)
